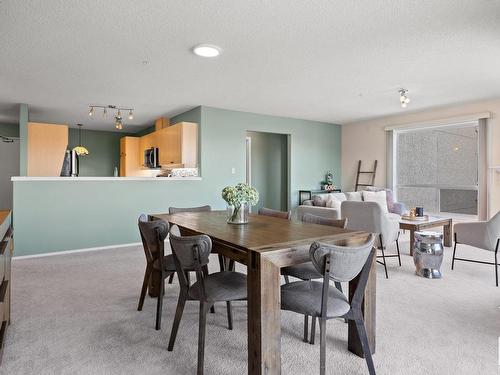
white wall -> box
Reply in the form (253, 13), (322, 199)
(342, 98), (500, 217)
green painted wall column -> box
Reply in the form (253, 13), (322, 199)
(19, 104), (28, 176)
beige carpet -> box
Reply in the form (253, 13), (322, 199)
(2, 232), (499, 375)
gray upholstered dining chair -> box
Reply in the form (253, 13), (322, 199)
(281, 234), (377, 375)
(168, 205), (228, 273)
(452, 210), (500, 286)
(341, 201), (401, 278)
(281, 213), (347, 344)
(137, 215), (175, 330)
(258, 207), (291, 220)
(168, 227), (247, 375)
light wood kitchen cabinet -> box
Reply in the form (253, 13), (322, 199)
(120, 121), (198, 176)
(157, 122), (198, 167)
(27, 122), (68, 176)
(139, 132), (156, 154)
(120, 137), (141, 177)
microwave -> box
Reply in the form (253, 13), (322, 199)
(144, 147), (160, 168)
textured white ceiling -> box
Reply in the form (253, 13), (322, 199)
(1, 0), (499, 131)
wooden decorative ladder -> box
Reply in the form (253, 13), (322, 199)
(355, 160), (378, 191)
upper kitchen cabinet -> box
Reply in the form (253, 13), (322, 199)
(121, 121), (198, 176)
(120, 136), (141, 177)
(27, 122), (68, 176)
(142, 121), (198, 168)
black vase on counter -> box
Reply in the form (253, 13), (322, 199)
(60, 150), (79, 177)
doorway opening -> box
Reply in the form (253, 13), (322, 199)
(0, 137), (20, 210)
(245, 131), (289, 213)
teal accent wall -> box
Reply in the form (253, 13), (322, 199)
(19, 104), (28, 176)
(0, 123), (19, 138)
(68, 129), (130, 177)
(246, 131), (288, 212)
(135, 125), (155, 137)
(200, 107), (341, 206)
(13, 106), (341, 256)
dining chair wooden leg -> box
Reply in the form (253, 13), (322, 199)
(168, 273), (175, 284)
(155, 273), (165, 330)
(201, 265), (216, 314)
(319, 318), (327, 375)
(226, 301), (233, 330)
(197, 302), (210, 375)
(310, 317), (316, 345)
(168, 292), (188, 351)
(218, 254), (225, 271)
(303, 315), (309, 342)
(138, 264), (152, 311)
(353, 313), (376, 375)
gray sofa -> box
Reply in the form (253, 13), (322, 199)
(297, 188), (406, 221)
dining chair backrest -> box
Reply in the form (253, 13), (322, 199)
(138, 214), (169, 264)
(302, 213), (347, 229)
(169, 205), (211, 214)
(258, 207), (291, 220)
(309, 233), (375, 283)
(169, 231), (212, 271)
(341, 201), (385, 234)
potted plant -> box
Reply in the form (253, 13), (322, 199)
(222, 183), (259, 224)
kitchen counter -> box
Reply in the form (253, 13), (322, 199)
(11, 176), (202, 181)
(12, 176), (209, 256)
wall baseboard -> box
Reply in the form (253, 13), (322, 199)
(13, 242), (142, 260)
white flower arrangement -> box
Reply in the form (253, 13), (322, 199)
(222, 183), (259, 207)
(222, 183), (259, 223)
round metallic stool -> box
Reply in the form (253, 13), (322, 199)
(413, 231), (444, 279)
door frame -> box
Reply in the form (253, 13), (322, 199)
(245, 131), (291, 211)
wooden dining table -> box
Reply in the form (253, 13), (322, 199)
(152, 211), (376, 375)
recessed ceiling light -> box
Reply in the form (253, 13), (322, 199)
(192, 44), (221, 58)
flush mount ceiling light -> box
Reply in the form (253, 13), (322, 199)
(399, 89), (410, 108)
(192, 44), (221, 58)
(87, 105), (133, 130)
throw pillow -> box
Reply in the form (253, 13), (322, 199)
(362, 190), (389, 213)
(331, 193), (347, 202)
(345, 191), (363, 201)
(365, 186), (395, 213)
(312, 195), (326, 207)
(325, 195), (341, 210)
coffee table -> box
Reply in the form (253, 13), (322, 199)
(399, 216), (453, 255)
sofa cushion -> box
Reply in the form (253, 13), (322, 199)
(325, 195), (341, 209)
(331, 193), (347, 202)
(363, 190), (389, 213)
(345, 191), (362, 201)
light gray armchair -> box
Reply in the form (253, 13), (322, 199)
(452, 211), (500, 286)
(341, 201), (401, 278)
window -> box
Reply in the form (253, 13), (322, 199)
(394, 122), (478, 216)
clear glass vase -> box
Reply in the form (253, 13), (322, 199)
(226, 203), (249, 224)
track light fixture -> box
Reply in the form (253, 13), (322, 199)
(87, 105), (134, 130)
(399, 89), (410, 108)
